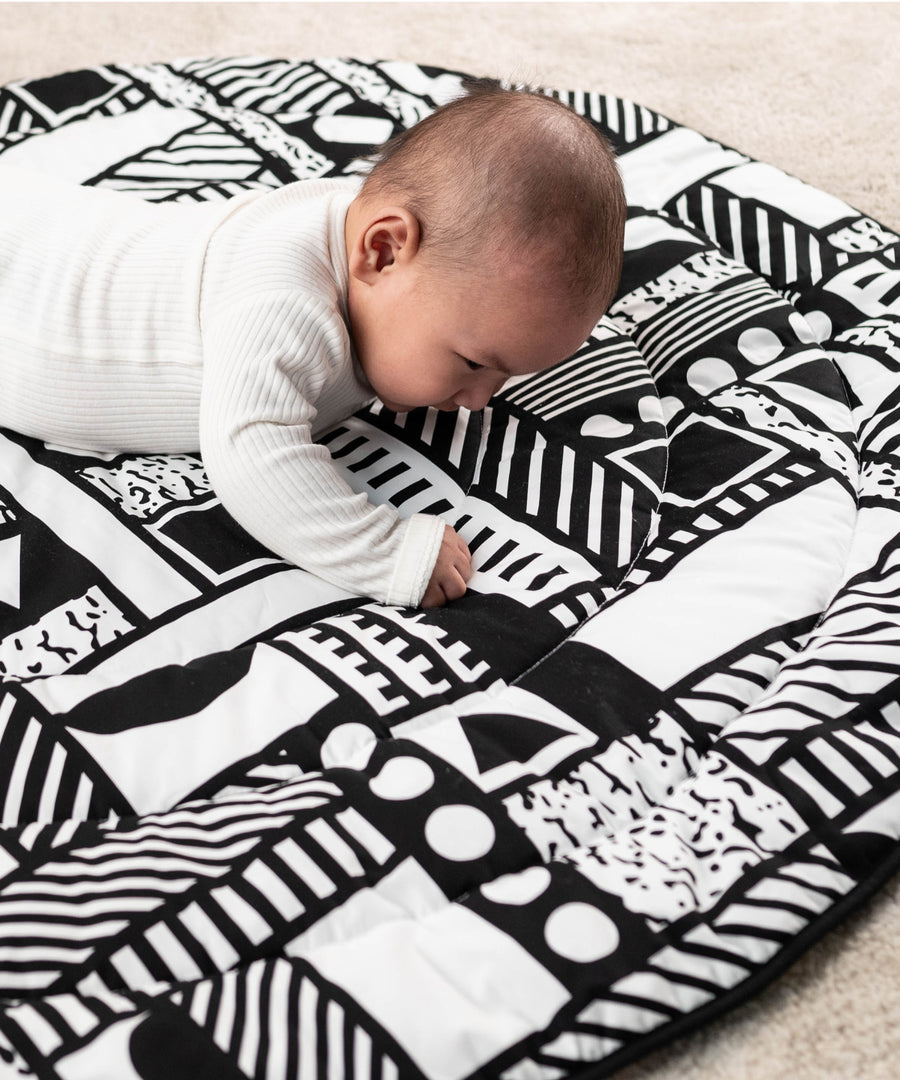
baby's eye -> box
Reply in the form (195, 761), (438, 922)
(463, 357), (483, 371)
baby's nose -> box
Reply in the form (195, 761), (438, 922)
(459, 387), (493, 411)
(457, 374), (506, 411)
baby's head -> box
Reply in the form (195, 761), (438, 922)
(344, 81), (627, 413)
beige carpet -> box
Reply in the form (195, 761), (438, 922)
(1, 3), (899, 1078)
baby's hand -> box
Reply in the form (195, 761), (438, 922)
(421, 526), (472, 608)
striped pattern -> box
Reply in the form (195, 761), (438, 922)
(180, 58), (358, 117)
(465, 514), (604, 604)
(500, 850), (856, 1078)
(630, 275), (787, 380)
(640, 461), (817, 579)
(327, 405), (482, 487)
(710, 848), (857, 952)
(323, 400), (656, 605)
(2, 988), (138, 1063)
(858, 397), (900, 460)
(96, 120), (286, 202)
(316, 58), (443, 127)
(322, 424), (461, 520)
(0, 777), (342, 994)
(0, 435), (202, 618)
(281, 607), (491, 716)
(196, 181), (447, 607)
(472, 407), (645, 568)
(831, 319), (900, 457)
(0, 695), (107, 830)
(94, 803), (393, 995)
(673, 186), (831, 288)
(0, 93), (44, 146)
(126, 62), (336, 181)
(546, 585), (611, 630)
(553, 88), (673, 146)
(499, 328), (653, 420)
(726, 536), (900, 766)
(178, 959), (406, 1080)
(777, 705), (900, 821)
(675, 635), (806, 730)
(1, 55), (900, 1080)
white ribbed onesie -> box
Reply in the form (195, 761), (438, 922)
(0, 166), (445, 606)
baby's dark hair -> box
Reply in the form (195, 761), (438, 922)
(360, 79), (627, 313)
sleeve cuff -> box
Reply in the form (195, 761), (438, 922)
(384, 513), (447, 607)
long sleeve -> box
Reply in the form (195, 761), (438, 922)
(199, 290), (446, 606)
(0, 166), (446, 601)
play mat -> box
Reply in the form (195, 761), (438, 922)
(0, 57), (899, 1080)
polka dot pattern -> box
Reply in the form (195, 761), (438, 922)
(424, 805), (496, 862)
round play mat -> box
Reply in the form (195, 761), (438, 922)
(0, 57), (898, 1080)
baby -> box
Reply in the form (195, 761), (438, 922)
(0, 82), (626, 607)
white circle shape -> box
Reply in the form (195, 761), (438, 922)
(320, 723), (376, 770)
(686, 357), (737, 396)
(369, 756), (435, 800)
(580, 414), (634, 439)
(481, 866), (552, 906)
(424, 804), (495, 861)
(788, 310), (819, 344)
(638, 395), (664, 424)
(737, 326), (783, 366)
(660, 395), (683, 422)
(544, 902), (620, 962)
(804, 309), (833, 343)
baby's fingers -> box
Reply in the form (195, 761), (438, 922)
(442, 565), (469, 602)
(419, 525), (472, 608)
(448, 530), (473, 579)
(421, 566), (468, 609)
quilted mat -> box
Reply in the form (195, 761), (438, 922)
(0, 57), (899, 1080)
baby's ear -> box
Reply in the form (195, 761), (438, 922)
(349, 207), (420, 283)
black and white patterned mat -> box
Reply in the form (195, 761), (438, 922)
(0, 57), (898, 1080)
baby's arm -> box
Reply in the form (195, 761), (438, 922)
(200, 292), (450, 606)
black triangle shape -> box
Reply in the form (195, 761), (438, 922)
(463, 711), (569, 773)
